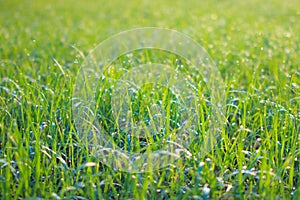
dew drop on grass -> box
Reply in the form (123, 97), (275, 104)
(40, 122), (47, 130)
(202, 184), (210, 196)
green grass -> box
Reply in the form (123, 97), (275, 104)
(0, 0), (299, 199)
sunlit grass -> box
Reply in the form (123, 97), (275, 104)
(0, 0), (299, 199)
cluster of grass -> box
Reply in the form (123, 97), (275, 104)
(0, 0), (299, 199)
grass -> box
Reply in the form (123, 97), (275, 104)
(0, 0), (299, 199)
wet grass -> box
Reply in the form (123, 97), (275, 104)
(0, 0), (300, 199)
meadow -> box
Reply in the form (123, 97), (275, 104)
(0, 0), (299, 199)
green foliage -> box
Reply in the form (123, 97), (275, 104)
(0, 0), (299, 199)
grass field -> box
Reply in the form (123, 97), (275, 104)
(1, 0), (299, 199)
